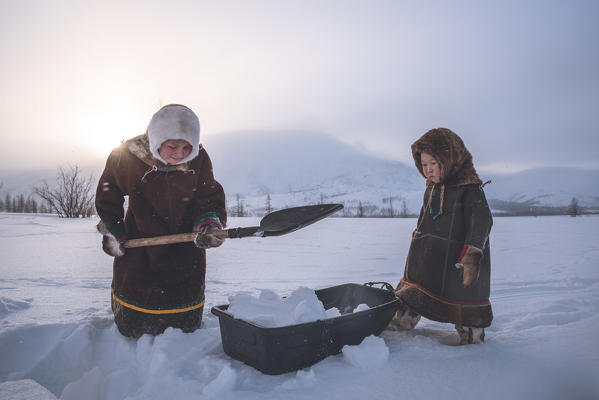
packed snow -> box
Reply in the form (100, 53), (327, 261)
(342, 335), (389, 370)
(225, 287), (369, 327)
(1, 213), (598, 399)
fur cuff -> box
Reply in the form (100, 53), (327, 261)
(97, 220), (126, 243)
(193, 212), (222, 232)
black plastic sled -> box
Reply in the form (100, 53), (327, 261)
(211, 283), (401, 375)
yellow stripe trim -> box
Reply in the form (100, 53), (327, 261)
(111, 289), (205, 315)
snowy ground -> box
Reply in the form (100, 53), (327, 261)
(0, 213), (598, 399)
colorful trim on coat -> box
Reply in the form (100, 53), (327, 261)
(111, 285), (205, 315)
(396, 278), (493, 327)
(401, 278), (490, 307)
(193, 211), (222, 231)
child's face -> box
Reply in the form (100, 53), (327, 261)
(420, 152), (441, 183)
(158, 139), (193, 164)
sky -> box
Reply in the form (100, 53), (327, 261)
(0, 0), (598, 173)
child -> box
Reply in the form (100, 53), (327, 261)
(95, 104), (227, 338)
(389, 128), (493, 344)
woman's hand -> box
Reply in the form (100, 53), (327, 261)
(193, 225), (224, 248)
(96, 221), (126, 257)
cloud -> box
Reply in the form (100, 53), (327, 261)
(0, 1), (597, 172)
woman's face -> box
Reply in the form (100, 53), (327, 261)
(158, 139), (192, 164)
(420, 152), (441, 183)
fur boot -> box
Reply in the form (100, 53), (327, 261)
(456, 325), (485, 345)
(387, 301), (421, 331)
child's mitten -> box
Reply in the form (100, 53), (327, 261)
(96, 220), (126, 258)
(192, 212), (223, 249)
(459, 246), (483, 287)
(102, 235), (126, 257)
(193, 224), (224, 249)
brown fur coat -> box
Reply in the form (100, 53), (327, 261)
(95, 134), (226, 337)
(396, 128), (493, 328)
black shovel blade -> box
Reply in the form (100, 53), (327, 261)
(259, 204), (343, 237)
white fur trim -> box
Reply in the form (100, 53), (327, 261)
(147, 104), (200, 165)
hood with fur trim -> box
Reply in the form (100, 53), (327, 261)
(124, 134), (199, 173)
(411, 128), (482, 186)
(147, 104), (200, 165)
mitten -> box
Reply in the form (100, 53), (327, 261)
(96, 220), (126, 258)
(458, 246), (483, 287)
(194, 224), (224, 248)
(192, 211), (222, 232)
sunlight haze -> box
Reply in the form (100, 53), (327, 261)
(1, 0), (597, 172)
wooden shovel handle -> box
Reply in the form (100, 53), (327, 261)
(121, 204), (343, 249)
(123, 229), (229, 249)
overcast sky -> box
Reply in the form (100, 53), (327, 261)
(1, 0), (597, 173)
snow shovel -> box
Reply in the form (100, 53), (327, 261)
(123, 203), (344, 249)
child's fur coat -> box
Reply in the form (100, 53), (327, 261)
(395, 128), (493, 328)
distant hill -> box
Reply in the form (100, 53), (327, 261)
(203, 131), (424, 216)
(484, 167), (599, 214)
(1, 131), (598, 216)
(205, 131), (599, 215)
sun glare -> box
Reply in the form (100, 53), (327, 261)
(87, 108), (146, 156)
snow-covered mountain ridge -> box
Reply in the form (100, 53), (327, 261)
(203, 131), (424, 216)
(204, 132), (599, 215)
(1, 131), (597, 215)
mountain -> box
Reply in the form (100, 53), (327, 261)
(1, 131), (597, 216)
(205, 131), (599, 216)
(203, 131), (424, 216)
(484, 167), (599, 214)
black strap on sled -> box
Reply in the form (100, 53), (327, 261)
(363, 281), (395, 292)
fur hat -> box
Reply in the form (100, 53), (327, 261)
(411, 128), (482, 186)
(147, 104), (200, 165)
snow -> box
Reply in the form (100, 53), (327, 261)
(342, 335), (389, 370)
(0, 379), (57, 400)
(1, 212), (599, 399)
(0, 297), (32, 317)
(225, 287), (369, 327)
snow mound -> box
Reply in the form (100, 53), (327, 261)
(0, 379), (57, 400)
(1, 321), (233, 399)
(342, 335), (389, 370)
(202, 365), (237, 398)
(226, 287), (371, 327)
(0, 297), (32, 317)
(278, 369), (316, 390)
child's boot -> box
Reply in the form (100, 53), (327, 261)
(387, 302), (421, 331)
(456, 325), (485, 345)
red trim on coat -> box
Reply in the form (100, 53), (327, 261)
(401, 278), (490, 306)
